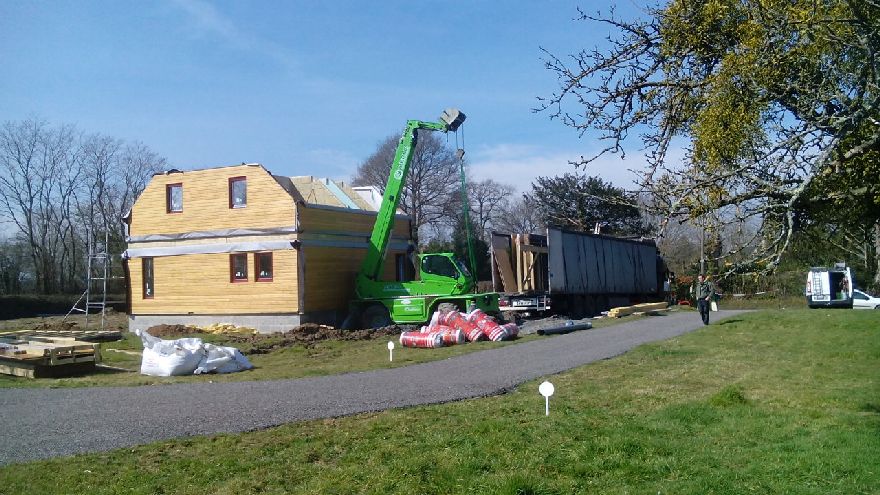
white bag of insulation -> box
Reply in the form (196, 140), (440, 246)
(136, 329), (204, 376)
(195, 343), (253, 374)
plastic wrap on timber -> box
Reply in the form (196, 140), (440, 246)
(607, 302), (669, 318)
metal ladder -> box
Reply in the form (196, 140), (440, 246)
(65, 230), (111, 331)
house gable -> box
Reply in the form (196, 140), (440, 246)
(129, 163), (297, 236)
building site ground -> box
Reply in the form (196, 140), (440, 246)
(0, 308), (618, 388)
(0, 308), (875, 494)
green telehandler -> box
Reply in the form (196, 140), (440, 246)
(349, 108), (500, 328)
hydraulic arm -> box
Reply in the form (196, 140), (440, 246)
(356, 109), (465, 288)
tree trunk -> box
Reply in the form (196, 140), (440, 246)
(873, 222), (880, 290)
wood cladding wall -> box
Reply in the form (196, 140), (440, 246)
(130, 250), (299, 314)
(298, 206), (410, 237)
(129, 165), (296, 236)
(301, 246), (404, 312)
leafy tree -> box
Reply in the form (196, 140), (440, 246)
(538, 1), (880, 278)
(525, 173), (647, 236)
(352, 132), (460, 245)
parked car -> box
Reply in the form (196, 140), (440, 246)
(851, 289), (880, 309)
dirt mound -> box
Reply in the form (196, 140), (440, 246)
(146, 324), (203, 338)
(140, 323), (412, 355)
(226, 324), (411, 355)
(31, 320), (80, 331)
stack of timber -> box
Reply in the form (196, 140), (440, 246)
(607, 302), (669, 318)
(0, 329), (122, 342)
(0, 335), (102, 378)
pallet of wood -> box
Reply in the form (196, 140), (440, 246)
(607, 302), (669, 318)
(0, 329), (122, 342)
(0, 336), (102, 378)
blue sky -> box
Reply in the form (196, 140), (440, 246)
(1, 1), (651, 191)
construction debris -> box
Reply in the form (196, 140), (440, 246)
(607, 302), (669, 318)
(136, 329), (253, 376)
(0, 335), (101, 378)
(0, 329), (122, 343)
(200, 323), (259, 336)
(536, 321), (592, 336)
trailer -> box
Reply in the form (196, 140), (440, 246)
(490, 228), (666, 318)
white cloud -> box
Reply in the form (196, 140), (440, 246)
(467, 143), (646, 193)
(169, 0), (299, 71)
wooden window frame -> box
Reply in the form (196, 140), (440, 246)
(230, 253), (248, 283)
(142, 257), (154, 299)
(255, 252), (273, 282)
(228, 176), (247, 209)
(166, 183), (183, 213)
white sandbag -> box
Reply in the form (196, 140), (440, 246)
(136, 329), (204, 377)
(195, 343), (253, 374)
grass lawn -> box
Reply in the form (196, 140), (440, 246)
(1, 308), (877, 494)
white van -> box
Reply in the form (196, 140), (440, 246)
(805, 264), (853, 308)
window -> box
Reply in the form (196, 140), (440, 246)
(421, 255), (459, 278)
(166, 183), (183, 213)
(230, 253), (248, 282)
(229, 177), (247, 208)
(142, 258), (154, 298)
(255, 252), (273, 281)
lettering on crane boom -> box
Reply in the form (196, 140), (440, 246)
(393, 143), (410, 180)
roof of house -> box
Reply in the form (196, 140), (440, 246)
(155, 163), (384, 212)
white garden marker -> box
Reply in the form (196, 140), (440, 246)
(539, 381), (555, 416)
(387, 340), (395, 362)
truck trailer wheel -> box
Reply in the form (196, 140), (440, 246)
(361, 304), (392, 329)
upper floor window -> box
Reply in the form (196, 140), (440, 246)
(229, 177), (247, 208)
(255, 252), (273, 281)
(166, 183), (183, 213)
(230, 253), (248, 282)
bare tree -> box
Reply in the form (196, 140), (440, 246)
(352, 132), (461, 245)
(492, 196), (545, 235)
(0, 118), (165, 294)
(0, 119), (79, 293)
(467, 179), (515, 240)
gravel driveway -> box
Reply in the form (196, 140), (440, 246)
(0, 310), (745, 465)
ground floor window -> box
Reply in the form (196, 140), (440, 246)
(230, 253), (248, 282)
(142, 257), (154, 298)
(255, 252), (273, 281)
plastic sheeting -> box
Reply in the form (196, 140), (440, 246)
(125, 240), (297, 259)
(135, 329), (253, 376)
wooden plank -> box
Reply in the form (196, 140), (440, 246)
(493, 248), (517, 293)
(608, 302), (668, 318)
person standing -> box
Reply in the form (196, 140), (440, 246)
(693, 274), (715, 325)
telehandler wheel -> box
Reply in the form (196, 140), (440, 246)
(361, 304), (392, 329)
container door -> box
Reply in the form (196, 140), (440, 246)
(810, 271), (828, 302)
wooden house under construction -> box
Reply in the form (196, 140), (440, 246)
(124, 163), (411, 333)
